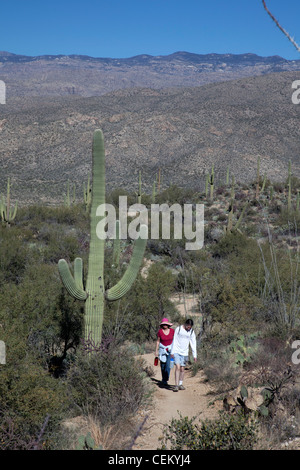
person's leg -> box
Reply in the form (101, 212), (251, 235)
(175, 363), (180, 384)
(160, 361), (168, 384)
(165, 354), (171, 382)
(179, 366), (185, 389)
(173, 354), (183, 391)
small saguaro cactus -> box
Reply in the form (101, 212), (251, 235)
(296, 189), (300, 211)
(0, 178), (18, 224)
(261, 174), (267, 193)
(58, 130), (147, 347)
(83, 175), (92, 212)
(135, 170), (145, 204)
(64, 179), (76, 207)
(224, 177), (248, 235)
(156, 167), (163, 193)
(152, 179), (156, 204)
(209, 164), (215, 200)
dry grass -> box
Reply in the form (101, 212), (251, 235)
(87, 415), (123, 450)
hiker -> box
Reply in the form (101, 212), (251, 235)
(170, 319), (197, 392)
(155, 318), (175, 387)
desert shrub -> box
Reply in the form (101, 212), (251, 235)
(0, 349), (69, 449)
(17, 204), (89, 234)
(67, 342), (151, 426)
(197, 344), (240, 392)
(176, 262), (210, 294)
(122, 263), (178, 342)
(156, 185), (194, 205)
(41, 227), (81, 263)
(107, 187), (135, 208)
(202, 273), (262, 334)
(0, 226), (28, 284)
(0, 264), (83, 366)
(211, 231), (257, 259)
(159, 411), (258, 450)
(275, 209), (300, 235)
(272, 182), (285, 193)
(53, 204), (88, 226)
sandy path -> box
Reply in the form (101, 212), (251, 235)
(132, 353), (222, 450)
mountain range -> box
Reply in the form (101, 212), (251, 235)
(1, 50), (300, 97)
(0, 51), (300, 205)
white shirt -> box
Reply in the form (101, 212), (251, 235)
(170, 325), (197, 358)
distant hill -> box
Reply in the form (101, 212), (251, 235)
(0, 50), (300, 97)
(0, 69), (300, 205)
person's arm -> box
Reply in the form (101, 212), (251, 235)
(170, 327), (179, 356)
(155, 338), (160, 357)
(190, 331), (197, 361)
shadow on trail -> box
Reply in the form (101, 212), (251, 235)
(150, 377), (176, 391)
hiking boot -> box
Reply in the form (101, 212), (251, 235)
(173, 386), (179, 392)
(178, 385), (186, 390)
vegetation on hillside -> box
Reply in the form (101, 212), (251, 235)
(1, 166), (300, 449)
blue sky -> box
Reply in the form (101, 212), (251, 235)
(1, 0), (300, 60)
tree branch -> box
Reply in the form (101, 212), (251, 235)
(262, 0), (300, 53)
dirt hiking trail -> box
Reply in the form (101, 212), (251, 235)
(132, 354), (222, 450)
(131, 293), (222, 450)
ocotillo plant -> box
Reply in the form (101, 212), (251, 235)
(58, 130), (147, 347)
(0, 178), (18, 224)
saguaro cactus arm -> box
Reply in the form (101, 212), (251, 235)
(58, 258), (87, 300)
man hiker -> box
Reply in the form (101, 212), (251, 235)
(170, 319), (197, 392)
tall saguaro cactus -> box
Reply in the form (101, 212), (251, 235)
(58, 130), (147, 347)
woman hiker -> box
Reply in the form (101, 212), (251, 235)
(170, 319), (197, 392)
(155, 318), (175, 388)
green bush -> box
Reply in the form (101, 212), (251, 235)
(0, 351), (69, 449)
(0, 226), (28, 284)
(121, 263), (178, 342)
(159, 411), (258, 450)
(67, 343), (152, 426)
(0, 263), (83, 364)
